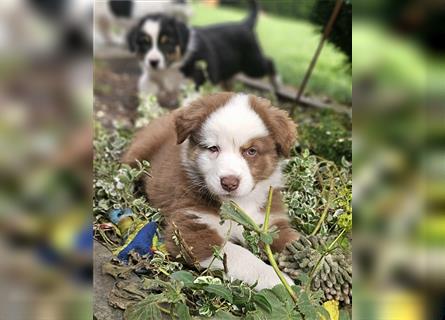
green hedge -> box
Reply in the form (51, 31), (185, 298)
(310, 0), (352, 63)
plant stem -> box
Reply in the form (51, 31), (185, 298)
(231, 202), (262, 233)
(328, 228), (346, 251)
(307, 228), (347, 290)
(202, 221), (233, 275)
(263, 187), (298, 303)
(310, 169), (334, 236)
(156, 304), (172, 315)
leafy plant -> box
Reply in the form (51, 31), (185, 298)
(220, 188), (332, 319)
(283, 149), (352, 237)
(94, 91), (352, 319)
(298, 109), (352, 165)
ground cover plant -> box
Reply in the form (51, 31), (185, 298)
(93, 85), (352, 319)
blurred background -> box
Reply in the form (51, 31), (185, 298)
(353, 0), (445, 319)
(0, 0), (443, 319)
(0, 0), (93, 319)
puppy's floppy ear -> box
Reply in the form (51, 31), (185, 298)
(175, 92), (234, 144)
(127, 25), (139, 53)
(249, 95), (297, 158)
(268, 107), (297, 157)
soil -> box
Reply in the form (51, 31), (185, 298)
(94, 57), (140, 128)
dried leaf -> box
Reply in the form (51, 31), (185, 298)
(102, 261), (133, 279)
(124, 297), (163, 320)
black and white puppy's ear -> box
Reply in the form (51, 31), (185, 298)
(127, 25), (139, 53)
(173, 19), (190, 55)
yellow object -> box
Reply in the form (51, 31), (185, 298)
(322, 300), (339, 320)
(377, 291), (424, 320)
(50, 210), (84, 253)
(152, 235), (167, 253)
(117, 216), (135, 237)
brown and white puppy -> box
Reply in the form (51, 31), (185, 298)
(122, 92), (299, 290)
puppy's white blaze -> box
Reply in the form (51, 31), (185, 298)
(199, 94), (269, 197)
(200, 242), (293, 290)
(142, 19), (165, 69)
(201, 94), (268, 148)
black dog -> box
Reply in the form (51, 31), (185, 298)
(127, 0), (279, 93)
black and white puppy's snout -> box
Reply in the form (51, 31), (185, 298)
(220, 175), (240, 192)
(149, 59), (160, 69)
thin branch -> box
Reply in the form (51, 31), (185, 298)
(310, 169), (334, 236)
(292, 0), (344, 115)
(263, 187), (298, 303)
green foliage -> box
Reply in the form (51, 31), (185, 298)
(298, 109), (352, 165)
(242, 229), (261, 257)
(220, 201), (278, 251)
(220, 0), (316, 21)
(93, 122), (161, 223)
(220, 201), (262, 232)
(310, 0), (352, 63)
(283, 149), (352, 236)
(220, 199), (332, 319)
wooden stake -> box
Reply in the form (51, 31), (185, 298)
(292, 0), (344, 115)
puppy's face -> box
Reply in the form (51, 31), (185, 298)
(176, 93), (297, 200)
(127, 15), (189, 71)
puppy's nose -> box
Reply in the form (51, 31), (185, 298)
(149, 59), (159, 68)
(220, 175), (240, 192)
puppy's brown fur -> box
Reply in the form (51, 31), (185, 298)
(122, 93), (299, 264)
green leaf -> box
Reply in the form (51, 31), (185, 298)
(259, 232), (273, 245)
(213, 310), (241, 320)
(204, 284), (234, 303)
(245, 310), (269, 320)
(317, 305), (332, 320)
(339, 309), (351, 320)
(232, 285), (254, 306)
(253, 293), (273, 313)
(170, 270), (195, 287)
(220, 202), (260, 232)
(271, 285), (295, 305)
(297, 273), (311, 287)
(175, 303), (191, 320)
(297, 290), (318, 320)
(256, 288), (301, 320)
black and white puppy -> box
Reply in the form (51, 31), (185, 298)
(95, 0), (191, 46)
(127, 13), (190, 107)
(128, 0), (279, 97)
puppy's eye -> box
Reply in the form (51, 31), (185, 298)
(160, 36), (169, 44)
(207, 146), (219, 153)
(245, 147), (257, 157)
(140, 36), (151, 44)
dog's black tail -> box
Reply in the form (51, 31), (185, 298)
(244, 0), (259, 29)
